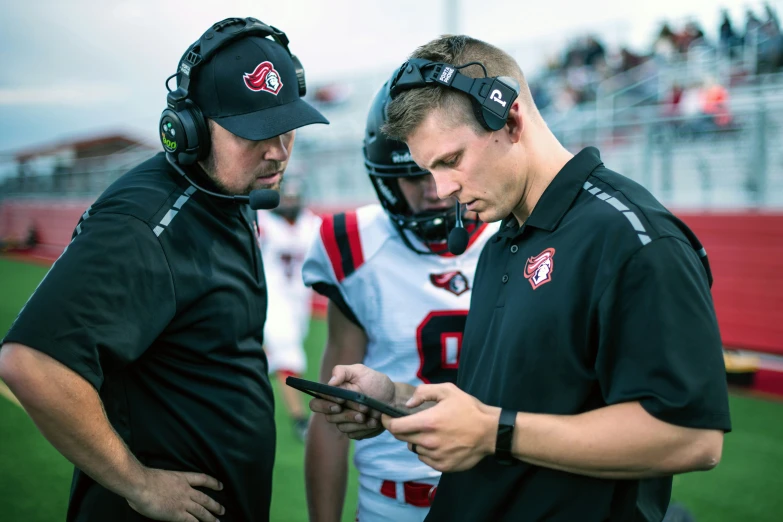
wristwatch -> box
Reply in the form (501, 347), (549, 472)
(495, 408), (517, 465)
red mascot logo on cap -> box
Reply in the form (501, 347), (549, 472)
(243, 61), (283, 95)
(430, 271), (470, 296)
(524, 247), (555, 289)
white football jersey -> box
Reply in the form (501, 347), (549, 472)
(258, 209), (321, 373)
(303, 204), (499, 482)
(258, 208), (321, 301)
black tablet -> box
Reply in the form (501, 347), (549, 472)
(286, 376), (409, 418)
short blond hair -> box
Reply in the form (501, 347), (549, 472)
(383, 35), (535, 141)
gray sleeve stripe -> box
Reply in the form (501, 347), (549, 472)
(173, 194), (190, 209)
(582, 183), (650, 246)
(152, 187), (195, 237)
(160, 209), (178, 227)
(74, 206), (93, 238)
(606, 197), (629, 212)
(698, 247), (707, 258)
(622, 211), (646, 232)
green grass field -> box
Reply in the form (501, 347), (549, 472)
(1, 257), (782, 521)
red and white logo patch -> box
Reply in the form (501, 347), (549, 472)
(430, 271), (470, 296)
(524, 247), (555, 290)
(243, 61), (283, 95)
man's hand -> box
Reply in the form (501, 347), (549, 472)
(382, 383), (499, 472)
(308, 364), (395, 440)
(126, 467), (225, 522)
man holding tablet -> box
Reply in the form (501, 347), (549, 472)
(300, 74), (498, 522)
(309, 35), (730, 522)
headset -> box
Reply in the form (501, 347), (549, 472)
(388, 58), (520, 253)
(159, 17), (307, 166)
(389, 58), (521, 132)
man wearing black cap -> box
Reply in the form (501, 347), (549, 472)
(0, 17), (327, 522)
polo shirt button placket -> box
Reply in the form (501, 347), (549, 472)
(502, 274), (509, 284)
(510, 245), (518, 254)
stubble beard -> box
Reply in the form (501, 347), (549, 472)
(202, 153), (283, 195)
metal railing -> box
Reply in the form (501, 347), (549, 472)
(552, 98), (783, 209)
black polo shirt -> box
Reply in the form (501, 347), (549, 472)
(427, 147), (731, 522)
(3, 152), (275, 522)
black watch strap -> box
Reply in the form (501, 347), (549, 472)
(495, 408), (517, 465)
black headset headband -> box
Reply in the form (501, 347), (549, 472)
(389, 58), (520, 131)
(167, 17), (299, 112)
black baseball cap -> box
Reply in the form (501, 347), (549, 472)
(186, 36), (328, 141)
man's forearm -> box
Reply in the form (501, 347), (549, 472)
(504, 402), (722, 479)
(305, 414), (351, 522)
(0, 344), (146, 500)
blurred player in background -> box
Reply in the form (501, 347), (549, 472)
(302, 75), (499, 522)
(257, 177), (321, 441)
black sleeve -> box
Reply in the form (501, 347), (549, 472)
(595, 236), (731, 431)
(2, 212), (176, 390)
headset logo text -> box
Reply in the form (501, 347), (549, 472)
(391, 151), (413, 164)
(161, 122), (177, 151)
(489, 89), (506, 107)
(439, 67), (455, 84)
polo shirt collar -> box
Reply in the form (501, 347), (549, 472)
(497, 147), (603, 238)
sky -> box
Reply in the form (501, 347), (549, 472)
(0, 0), (774, 156)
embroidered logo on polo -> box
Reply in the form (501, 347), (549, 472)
(524, 248), (555, 289)
(430, 271), (470, 296)
(243, 61), (283, 95)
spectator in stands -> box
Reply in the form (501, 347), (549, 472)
(654, 23), (678, 63)
(702, 76), (733, 129)
(584, 36), (606, 67)
(678, 21), (708, 54)
(758, 5), (783, 72)
(764, 2), (780, 33)
(619, 47), (645, 72)
(662, 81), (685, 119)
(679, 79), (711, 136)
(719, 9), (741, 58)
(745, 9), (764, 48)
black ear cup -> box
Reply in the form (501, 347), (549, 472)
(291, 55), (307, 97)
(158, 101), (210, 166)
(159, 109), (187, 160)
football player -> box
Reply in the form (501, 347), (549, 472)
(258, 178), (321, 441)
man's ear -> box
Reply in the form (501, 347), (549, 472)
(505, 101), (524, 143)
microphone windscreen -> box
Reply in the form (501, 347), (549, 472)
(249, 189), (280, 210)
(447, 227), (469, 255)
